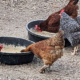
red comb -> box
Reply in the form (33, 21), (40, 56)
(0, 44), (3, 48)
(0, 44), (3, 51)
(60, 9), (64, 14)
(35, 25), (38, 29)
(60, 9), (64, 17)
(35, 25), (42, 32)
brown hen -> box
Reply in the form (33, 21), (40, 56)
(21, 30), (65, 73)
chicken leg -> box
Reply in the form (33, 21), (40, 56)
(72, 44), (79, 55)
(40, 59), (51, 73)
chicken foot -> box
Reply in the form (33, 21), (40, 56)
(40, 59), (52, 73)
(40, 64), (50, 73)
(72, 44), (79, 55)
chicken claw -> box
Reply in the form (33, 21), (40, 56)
(40, 65), (49, 73)
(72, 44), (79, 55)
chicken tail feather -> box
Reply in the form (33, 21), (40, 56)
(21, 44), (33, 52)
(73, 0), (79, 5)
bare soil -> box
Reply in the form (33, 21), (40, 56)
(0, 0), (80, 80)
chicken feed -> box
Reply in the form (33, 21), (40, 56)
(1, 44), (26, 53)
(30, 28), (56, 37)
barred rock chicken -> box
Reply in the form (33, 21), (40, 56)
(60, 12), (80, 55)
(75, 16), (80, 25)
(35, 0), (79, 33)
(21, 30), (65, 73)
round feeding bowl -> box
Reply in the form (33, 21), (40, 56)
(26, 20), (71, 47)
(0, 37), (34, 65)
(26, 20), (49, 42)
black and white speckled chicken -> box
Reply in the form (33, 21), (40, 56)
(60, 12), (80, 55)
(75, 16), (80, 25)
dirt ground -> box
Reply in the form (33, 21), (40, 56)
(0, 0), (80, 80)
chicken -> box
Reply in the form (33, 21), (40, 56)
(75, 16), (80, 25)
(0, 44), (3, 51)
(21, 30), (65, 73)
(60, 12), (80, 55)
(35, 0), (79, 33)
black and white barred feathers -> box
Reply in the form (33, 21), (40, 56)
(60, 12), (80, 47)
